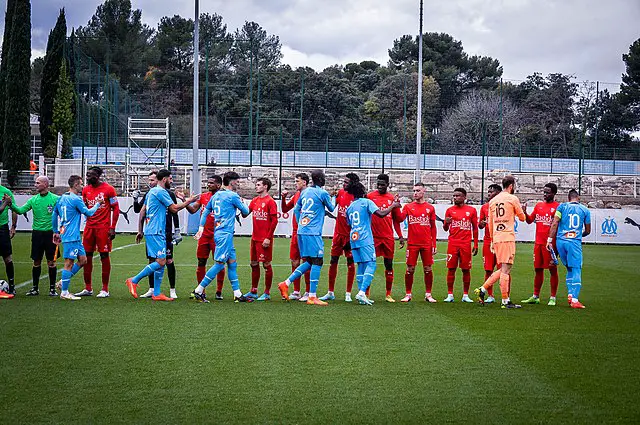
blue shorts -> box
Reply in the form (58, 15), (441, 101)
(214, 232), (236, 263)
(556, 239), (583, 268)
(298, 234), (324, 259)
(146, 235), (167, 259)
(63, 241), (86, 260)
(352, 244), (376, 264)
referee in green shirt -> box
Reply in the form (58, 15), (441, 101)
(0, 182), (18, 294)
(10, 176), (59, 296)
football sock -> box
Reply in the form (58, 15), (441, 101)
(288, 261), (311, 284)
(482, 270), (501, 291)
(405, 270), (414, 294)
(200, 262), (225, 288)
(147, 259), (155, 289)
(346, 262), (356, 293)
(48, 266), (57, 290)
(533, 268), (544, 297)
(32, 266), (41, 290)
(292, 264), (301, 292)
(328, 263), (338, 292)
(549, 267), (559, 297)
(499, 273), (510, 300)
(264, 264), (273, 294)
(227, 262), (240, 292)
(101, 256), (111, 292)
(446, 269), (455, 295)
(196, 264), (206, 284)
(6, 261), (14, 291)
(362, 261), (376, 293)
(424, 269), (433, 293)
(572, 267), (582, 299)
(565, 267), (574, 299)
(132, 262), (163, 284)
(385, 270), (393, 296)
(70, 263), (82, 276)
(166, 262), (176, 289)
(484, 271), (494, 297)
(310, 264), (322, 294)
(356, 262), (366, 291)
(250, 264), (260, 292)
(83, 255), (93, 290)
(153, 267), (165, 297)
(462, 269), (471, 295)
(61, 269), (72, 292)
(233, 289), (242, 298)
(216, 269), (226, 292)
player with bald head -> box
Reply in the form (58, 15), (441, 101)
(10, 176), (60, 296)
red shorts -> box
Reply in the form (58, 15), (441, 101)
(405, 245), (434, 267)
(374, 237), (395, 259)
(251, 239), (273, 262)
(482, 240), (497, 271)
(197, 236), (215, 259)
(290, 233), (301, 260)
(330, 233), (352, 257)
(82, 227), (112, 253)
(447, 244), (472, 270)
(533, 243), (556, 269)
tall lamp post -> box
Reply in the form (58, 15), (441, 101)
(415, 0), (424, 183)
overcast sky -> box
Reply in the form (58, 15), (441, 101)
(5, 0), (640, 85)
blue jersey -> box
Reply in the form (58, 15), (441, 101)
(346, 198), (378, 249)
(144, 186), (174, 236)
(52, 192), (100, 243)
(200, 189), (249, 235)
(555, 202), (591, 242)
(295, 186), (333, 236)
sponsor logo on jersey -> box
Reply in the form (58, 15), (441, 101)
(300, 217), (310, 226)
(450, 219), (472, 230)
(535, 213), (554, 226)
(408, 215), (431, 226)
(351, 231), (360, 241)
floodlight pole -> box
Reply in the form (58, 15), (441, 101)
(415, 0), (424, 183)
(192, 0), (201, 194)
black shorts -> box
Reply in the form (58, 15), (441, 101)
(0, 225), (12, 258)
(165, 238), (174, 260)
(31, 230), (56, 261)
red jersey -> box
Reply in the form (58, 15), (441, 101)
(249, 195), (278, 242)
(445, 205), (478, 247)
(333, 189), (354, 236)
(82, 182), (119, 229)
(367, 191), (401, 241)
(282, 191), (301, 234)
(480, 203), (491, 242)
(528, 201), (560, 245)
(399, 202), (437, 247)
(199, 192), (215, 238)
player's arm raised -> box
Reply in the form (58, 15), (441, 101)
(233, 194), (251, 218)
(514, 197), (526, 222)
(185, 199), (201, 214)
(373, 198), (399, 217)
(79, 197), (101, 217)
(167, 194), (197, 214)
(281, 191), (295, 213)
(10, 196), (32, 215)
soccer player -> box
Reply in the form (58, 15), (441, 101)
(0, 180), (18, 295)
(442, 188), (478, 303)
(126, 169), (195, 301)
(77, 166), (120, 298)
(396, 183), (437, 303)
(367, 174), (404, 302)
(134, 170), (182, 299)
(10, 176), (59, 296)
(244, 177), (278, 301)
(278, 170), (334, 306)
(546, 189), (591, 309)
(474, 175), (526, 309)
(478, 184), (502, 304)
(192, 171), (252, 303)
(521, 183), (560, 306)
(52, 175), (101, 300)
(281, 173), (311, 301)
(346, 181), (399, 305)
(185, 175), (225, 299)
(320, 173), (359, 302)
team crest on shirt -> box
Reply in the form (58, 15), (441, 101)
(300, 217), (310, 226)
(351, 232), (360, 241)
(261, 203), (265, 208)
(465, 211), (470, 216)
(47, 205), (54, 213)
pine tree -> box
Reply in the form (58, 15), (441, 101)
(50, 62), (75, 158)
(0, 0), (17, 159)
(39, 8), (67, 155)
(3, 0), (31, 186)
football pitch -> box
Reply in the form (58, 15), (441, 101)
(1, 233), (639, 424)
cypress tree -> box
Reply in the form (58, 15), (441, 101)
(39, 8), (67, 155)
(3, 0), (31, 186)
(50, 62), (75, 158)
(0, 0), (17, 159)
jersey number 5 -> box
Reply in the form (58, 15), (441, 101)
(213, 200), (221, 216)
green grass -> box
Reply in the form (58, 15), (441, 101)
(1, 233), (639, 424)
